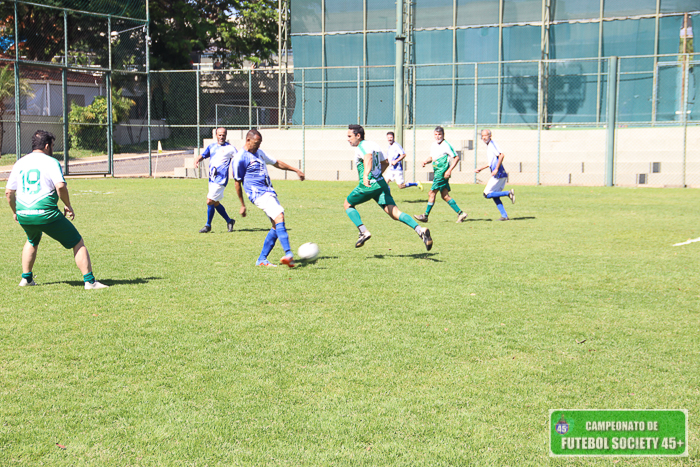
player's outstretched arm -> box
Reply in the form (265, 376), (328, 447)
(273, 160), (305, 180)
(422, 157), (432, 167)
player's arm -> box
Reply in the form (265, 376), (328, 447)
(5, 189), (17, 222)
(393, 152), (407, 164)
(421, 156), (432, 168)
(491, 153), (505, 176)
(444, 153), (460, 180)
(272, 160), (305, 181)
(234, 180), (246, 217)
(194, 146), (211, 168)
(380, 159), (389, 174)
(55, 182), (75, 220)
(362, 152), (373, 187)
(474, 164), (490, 173)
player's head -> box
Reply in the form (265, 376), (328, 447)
(245, 128), (262, 152)
(32, 130), (55, 156)
(386, 131), (395, 144)
(215, 127), (227, 144)
(348, 124), (364, 147)
(434, 126), (444, 143)
(481, 129), (492, 144)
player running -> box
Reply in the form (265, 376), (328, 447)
(344, 124), (432, 251)
(414, 126), (468, 224)
(385, 131), (422, 190)
(233, 129), (305, 267)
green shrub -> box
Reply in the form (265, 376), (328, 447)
(68, 89), (134, 151)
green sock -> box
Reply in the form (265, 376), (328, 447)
(448, 199), (461, 214)
(425, 203), (434, 215)
(398, 212), (419, 229)
(345, 208), (363, 228)
(83, 272), (95, 284)
(22, 272), (33, 282)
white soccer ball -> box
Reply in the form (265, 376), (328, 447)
(297, 242), (320, 262)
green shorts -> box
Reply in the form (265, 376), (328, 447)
(431, 176), (451, 192)
(21, 216), (83, 249)
(346, 178), (396, 207)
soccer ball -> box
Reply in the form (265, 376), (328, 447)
(297, 242), (320, 262)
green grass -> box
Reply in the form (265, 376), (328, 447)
(0, 179), (698, 466)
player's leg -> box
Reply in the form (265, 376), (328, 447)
(415, 189), (437, 222)
(20, 238), (39, 286)
(254, 193), (294, 267)
(383, 204), (433, 251)
(397, 170), (419, 189)
(483, 177), (509, 220)
(201, 183), (225, 232)
(345, 189), (373, 247)
(442, 188), (467, 223)
(257, 221), (278, 266)
(71, 239), (108, 289)
(492, 197), (509, 220)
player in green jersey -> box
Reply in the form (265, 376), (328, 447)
(345, 124), (432, 251)
(5, 130), (108, 289)
(414, 126), (468, 223)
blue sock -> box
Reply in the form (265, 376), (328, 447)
(258, 228), (278, 263)
(275, 222), (292, 256)
(493, 198), (508, 217)
(486, 191), (510, 199)
(215, 204), (232, 223)
(206, 205), (215, 226)
(405, 182), (417, 187)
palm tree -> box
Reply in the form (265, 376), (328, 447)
(0, 64), (35, 157)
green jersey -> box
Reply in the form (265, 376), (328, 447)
(7, 152), (65, 225)
(430, 139), (458, 179)
(354, 140), (386, 186)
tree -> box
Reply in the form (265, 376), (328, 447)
(0, 64), (35, 156)
(68, 88), (134, 151)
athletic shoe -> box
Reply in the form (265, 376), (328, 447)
(417, 181), (424, 191)
(498, 216), (510, 221)
(419, 227), (433, 251)
(280, 255), (296, 268)
(355, 230), (372, 248)
(256, 259), (277, 267)
(85, 281), (109, 290)
(227, 219), (236, 232)
(456, 212), (468, 223)
(508, 189), (515, 204)
(19, 278), (37, 286)
(199, 225), (211, 233)
(414, 214), (429, 223)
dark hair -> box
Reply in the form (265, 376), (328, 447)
(387, 131), (395, 137)
(349, 124), (365, 140)
(246, 128), (262, 141)
(32, 130), (55, 151)
(434, 126), (445, 134)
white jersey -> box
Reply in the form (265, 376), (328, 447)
(386, 142), (405, 171)
(354, 140), (386, 184)
(7, 152), (65, 225)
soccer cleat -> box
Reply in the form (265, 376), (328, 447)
(85, 281), (109, 290)
(280, 255), (296, 268)
(419, 227), (433, 251)
(456, 212), (468, 223)
(355, 230), (372, 248)
(417, 181), (424, 191)
(498, 216), (510, 221)
(227, 219), (236, 232)
(256, 259), (277, 267)
(414, 214), (429, 223)
(508, 189), (515, 204)
(199, 225), (211, 233)
(19, 278), (37, 287)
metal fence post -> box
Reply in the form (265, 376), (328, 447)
(62, 68), (69, 173)
(14, 1), (20, 160)
(537, 60), (543, 185)
(196, 68), (201, 158)
(302, 69), (306, 173)
(357, 67), (361, 123)
(682, 54), (689, 187)
(248, 68), (253, 129)
(605, 56), (618, 187)
(473, 63), (478, 183)
(106, 72), (113, 174)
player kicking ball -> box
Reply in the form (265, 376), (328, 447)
(344, 124), (432, 251)
(233, 129), (305, 267)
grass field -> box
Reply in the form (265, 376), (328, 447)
(0, 178), (698, 466)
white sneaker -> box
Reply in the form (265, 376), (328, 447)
(456, 212), (468, 223)
(85, 281), (109, 290)
(509, 189), (515, 204)
(355, 230), (372, 248)
(19, 278), (37, 286)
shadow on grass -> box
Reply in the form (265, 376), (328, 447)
(293, 255), (339, 268)
(233, 228), (285, 233)
(371, 252), (442, 262)
(464, 216), (536, 222)
(43, 277), (163, 287)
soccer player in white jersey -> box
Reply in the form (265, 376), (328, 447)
(414, 126), (468, 224)
(233, 129), (305, 267)
(5, 130), (108, 289)
(475, 129), (515, 221)
(385, 131), (422, 190)
(344, 124), (432, 250)
(194, 127), (237, 233)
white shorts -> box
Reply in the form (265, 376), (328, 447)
(253, 192), (285, 221)
(386, 168), (405, 185)
(484, 176), (507, 195)
(207, 182), (226, 202)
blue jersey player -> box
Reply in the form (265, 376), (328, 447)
(233, 129), (305, 267)
(194, 127), (237, 233)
